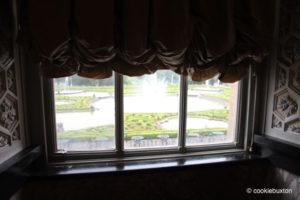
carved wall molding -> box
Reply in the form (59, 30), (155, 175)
(278, 0), (300, 66)
(275, 65), (287, 91)
(7, 65), (16, 94)
(0, 94), (18, 131)
(0, 132), (10, 147)
(285, 119), (300, 134)
(274, 90), (298, 119)
(0, 0), (25, 165)
(272, 114), (282, 129)
(0, 0), (13, 68)
(0, 0), (19, 151)
(267, 0), (300, 145)
(279, 34), (300, 66)
(289, 62), (300, 95)
(12, 125), (20, 141)
(0, 67), (6, 98)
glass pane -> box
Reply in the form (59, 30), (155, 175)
(185, 76), (238, 146)
(124, 71), (180, 149)
(54, 75), (115, 151)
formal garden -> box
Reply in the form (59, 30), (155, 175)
(54, 74), (233, 150)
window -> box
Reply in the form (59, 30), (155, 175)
(54, 75), (115, 151)
(123, 71), (180, 149)
(47, 70), (248, 161)
(185, 77), (238, 146)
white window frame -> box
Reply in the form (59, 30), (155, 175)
(43, 69), (255, 164)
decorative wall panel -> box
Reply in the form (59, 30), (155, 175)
(272, 115), (282, 129)
(289, 62), (300, 95)
(274, 90), (298, 119)
(7, 64), (17, 94)
(0, 132), (10, 147)
(275, 65), (287, 91)
(266, 0), (300, 145)
(0, 67), (6, 98)
(0, 94), (18, 131)
(0, 0), (25, 164)
(280, 34), (300, 65)
(0, 58), (24, 163)
(284, 119), (300, 134)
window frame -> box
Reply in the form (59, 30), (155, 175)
(43, 69), (254, 164)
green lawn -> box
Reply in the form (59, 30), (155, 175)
(55, 95), (93, 111)
(57, 109), (228, 140)
(55, 84), (231, 112)
(56, 84), (230, 96)
(203, 87), (230, 101)
(55, 84), (231, 140)
(58, 125), (227, 140)
(58, 125), (115, 139)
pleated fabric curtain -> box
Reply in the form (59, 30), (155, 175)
(25, 0), (276, 83)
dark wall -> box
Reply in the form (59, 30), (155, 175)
(0, 0), (27, 165)
(15, 160), (297, 200)
(7, 1), (300, 200)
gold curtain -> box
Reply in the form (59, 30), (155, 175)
(25, 0), (276, 83)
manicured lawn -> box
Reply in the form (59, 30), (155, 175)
(57, 125), (115, 139)
(55, 84), (231, 140)
(55, 95), (93, 111)
(58, 125), (227, 140)
(56, 84), (230, 100)
(57, 109), (228, 140)
(55, 84), (231, 112)
(203, 87), (230, 101)
(56, 85), (156, 95)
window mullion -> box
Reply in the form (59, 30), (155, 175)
(115, 73), (124, 155)
(178, 75), (187, 152)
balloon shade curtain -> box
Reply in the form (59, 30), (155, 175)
(26, 0), (276, 83)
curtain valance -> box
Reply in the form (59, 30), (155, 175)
(26, 0), (275, 83)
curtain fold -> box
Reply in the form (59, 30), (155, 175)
(27, 0), (78, 77)
(26, 0), (276, 82)
(74, 0), (115, 78)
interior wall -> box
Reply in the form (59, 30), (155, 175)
(17, 160), (288, 200)
(273, 168), (300, 200)
(0, 0), (26, 164)
(4, 0), (300, 199)
(265, 0), (300, 145)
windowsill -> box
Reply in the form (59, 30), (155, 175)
(254, 134), (300, 158)
(30, 152), (265, 178)
(254, 134), (300, 176)
(0, 145), (41, 174)
(0, 146), (42, 200)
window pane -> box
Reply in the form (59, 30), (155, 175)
(185, 76), (238, 146)
(54, 75), (115, 151)
(123, 71), (180, 149)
